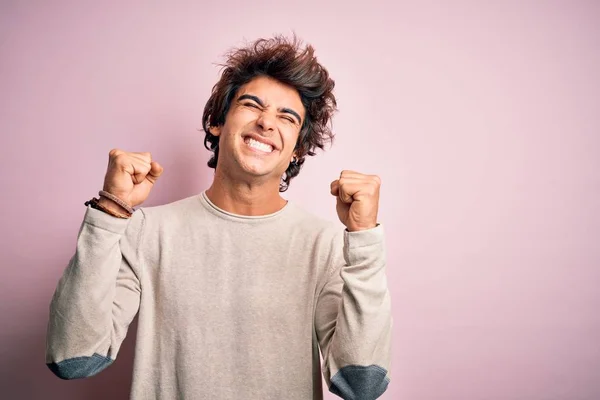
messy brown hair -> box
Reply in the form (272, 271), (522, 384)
(202, 35), (337, 192)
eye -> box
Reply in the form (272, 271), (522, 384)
(281, 116), (295, 123)
(243, 102), (260, 109)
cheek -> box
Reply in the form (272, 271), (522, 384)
(223, 108), (252, 132)
(221, 112), (252, 140)
(281, 127), (300, 149)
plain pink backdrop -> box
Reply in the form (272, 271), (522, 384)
(1, 1), (599, 399)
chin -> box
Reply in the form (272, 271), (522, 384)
(230, 151), (286, 179)
(234, 159), (269, 176)
(244, 166), (275, 178)
(234, 155), (268, 173)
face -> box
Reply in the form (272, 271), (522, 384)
(210, 75), (305, 183)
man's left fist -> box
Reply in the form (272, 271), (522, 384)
(330, 170), (381, 232)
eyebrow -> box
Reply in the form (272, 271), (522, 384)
(237, 94), (302, 125)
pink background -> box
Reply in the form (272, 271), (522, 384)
(1, 1), (599, 399)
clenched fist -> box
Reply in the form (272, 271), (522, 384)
(100, 149), (164, 211)
(330, 170), (381, 232)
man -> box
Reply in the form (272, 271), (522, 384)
(45, 36), (392, 400)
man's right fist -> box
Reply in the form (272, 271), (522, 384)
(101, 149), (164, 211)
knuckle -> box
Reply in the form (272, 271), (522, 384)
(109, 148), (122, 158)
(113, 153), (129, 167)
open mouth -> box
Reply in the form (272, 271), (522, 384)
(244, 137), (274, 153)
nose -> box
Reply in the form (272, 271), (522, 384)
(256, 111), (276, 132)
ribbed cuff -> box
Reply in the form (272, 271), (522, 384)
(83, 205), (134, 235)
(344, 223), (384, 249)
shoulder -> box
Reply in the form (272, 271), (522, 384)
(136, 193), (203, 225)
(286, 202), (345, 246)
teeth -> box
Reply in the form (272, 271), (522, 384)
(248, 138), (273, 153)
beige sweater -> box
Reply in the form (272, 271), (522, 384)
(45, 191), (392, 399)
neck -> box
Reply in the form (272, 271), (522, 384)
(205, 167), (287, 216)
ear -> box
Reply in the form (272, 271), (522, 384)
(208, 125), (221, 137)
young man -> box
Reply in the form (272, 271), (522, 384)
(46, 36), (392, 400)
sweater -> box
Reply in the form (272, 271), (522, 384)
(45, 191), (393, 399)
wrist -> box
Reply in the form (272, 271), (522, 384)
(98, 197), (131, 215)
(346, 223), (379, 232)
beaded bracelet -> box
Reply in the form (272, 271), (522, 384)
(84, 197), (131, 219)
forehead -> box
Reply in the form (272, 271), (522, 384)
(236, 76), (305, 115)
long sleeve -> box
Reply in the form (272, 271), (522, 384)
(314, 224), (392, 400)
(45, 205), (146, 379)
